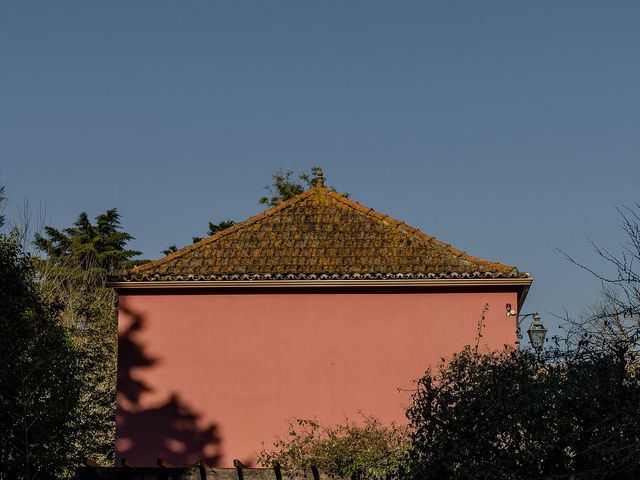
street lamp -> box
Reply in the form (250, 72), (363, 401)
(527, 313), (548, 352)
(507, 308), (548, 353)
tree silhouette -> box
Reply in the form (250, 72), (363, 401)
(116, 305), (222, 466)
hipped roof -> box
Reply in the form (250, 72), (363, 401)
(119, 185), (528, 283)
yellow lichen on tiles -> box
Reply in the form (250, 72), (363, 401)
(128, 184), (524, 278)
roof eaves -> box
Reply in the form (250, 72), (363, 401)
(109, 270), (531, 285)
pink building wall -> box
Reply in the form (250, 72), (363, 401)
(116, 287), (519, 467)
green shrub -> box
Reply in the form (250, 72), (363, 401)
(258, 415), (409, 479)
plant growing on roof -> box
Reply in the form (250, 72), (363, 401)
(259, 166), (346, 207)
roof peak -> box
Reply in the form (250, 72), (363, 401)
(313, 167), (325, 188)
(127, 185), (526, 281)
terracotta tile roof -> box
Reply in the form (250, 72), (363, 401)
(122, 186), (527, 282)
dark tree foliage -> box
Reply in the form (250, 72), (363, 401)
(0, 233), (80, 480)
(190, 220), (236, 245)
(259, 166), (344, 207)
(34, 208), (141, 273)
(258, 169), (309, 207)
(404, 346), (640, 480)
(161, 244), (178, 256)
(207, 219), (236, 236)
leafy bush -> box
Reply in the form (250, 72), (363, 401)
(258, 416), (409, 479)
(403, 345), (640, 480)
(0, 232), (81, 480)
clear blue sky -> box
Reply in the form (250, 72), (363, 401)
(2, 2), (639, 333)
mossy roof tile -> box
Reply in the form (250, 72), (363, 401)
(124, 186), (527, 281)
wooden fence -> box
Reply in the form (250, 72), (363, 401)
(76, 460), (340, 480)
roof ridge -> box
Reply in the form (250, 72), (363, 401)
(130, 186), (320, 274)
(324, 189), (516, 273)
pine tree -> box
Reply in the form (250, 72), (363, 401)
(33, 209), (141, 471)
(34, 208), (141, 274)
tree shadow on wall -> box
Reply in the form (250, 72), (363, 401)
(116, 304), (222, 467)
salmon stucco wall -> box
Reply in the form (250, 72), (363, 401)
(115, 288), (519, 467)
